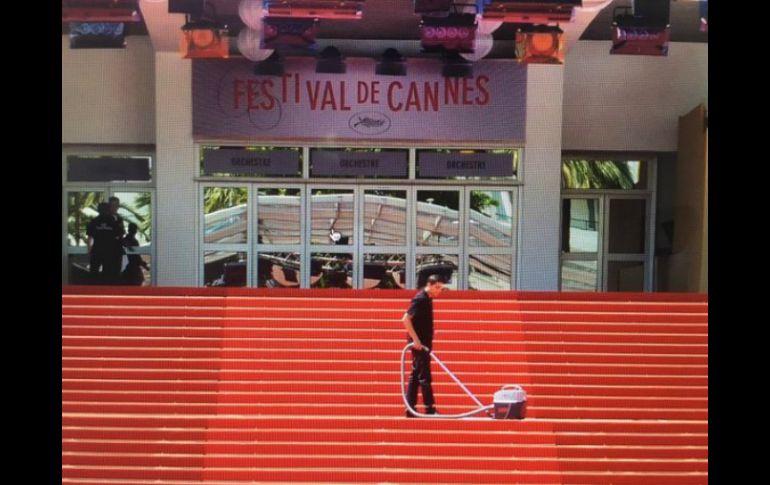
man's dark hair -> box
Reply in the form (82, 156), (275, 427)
(97, 202), (110, 216)
(426, 274), (444, 285)
(108, 196), (120, 204)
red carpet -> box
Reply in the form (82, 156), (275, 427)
(62, 287), (708, 484)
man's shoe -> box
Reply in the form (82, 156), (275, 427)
(425, 407), (438, 415)
(405, 409), (417, 418)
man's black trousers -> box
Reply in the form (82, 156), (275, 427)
(406, 346), (435, 411)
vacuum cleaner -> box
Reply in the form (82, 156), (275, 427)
(400, 342), (527, 419)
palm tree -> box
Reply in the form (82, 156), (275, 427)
(203, 187), (249, 214)
(470, 191), (500, 213)
(562, 160), (637, 189)
(67, 191), (103, 246)
(122, 192), (152, 243)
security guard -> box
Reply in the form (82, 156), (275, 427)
(87, 202), (123, 284)
(402, 274), (445, 417)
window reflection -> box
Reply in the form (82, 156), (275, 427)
(416, 254), (458, 289)
(468, 254), (511, 290)
(311, 253), (353, 289)
(258, 188), (301, 245)
(311, 190), (354, 245)
(416, 191), (459, 247)
(204, 251), (247, 287)
(364, 191), (406, 246)
(363, 254), (406, 289)
(258, 252), (300, 288)
(204, 187), (248, 244)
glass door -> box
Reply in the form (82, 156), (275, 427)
(113, 190), (153, 286)
(65, 189), (106, 284)
(254, 185), (304, 288)
(64, 188), (154, 285)
(604, 195), (651, 291)
(414, 188), (464, 290)
(201, 184), (249, 287)
(560, 194), (652, 291)
(307, 186), (357, 289)
(560, 196), (602, 291)
(465, 187), (516, 290)
(359, 187), (409, 289)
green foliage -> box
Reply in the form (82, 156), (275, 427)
(562, 160), (637, 190)
(470, 191), (499, 213)
(67, 191), (103, 246)
(204, 187), (248, 214)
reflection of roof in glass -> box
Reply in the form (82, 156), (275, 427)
(203, 195), (514, 247)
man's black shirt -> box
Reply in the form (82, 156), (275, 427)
(86, 215), (122, 253)
(406, 289), (434, 346)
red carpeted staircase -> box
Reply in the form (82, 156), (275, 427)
(62, 287), (708, 484)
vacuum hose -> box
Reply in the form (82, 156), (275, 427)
(401, 342), (494, 419)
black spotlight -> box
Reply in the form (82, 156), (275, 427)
(375, 48), (406, 76)
(254, 51), (285, 76)
(316, 46), (346, 74)
(441, 51), (472, 78)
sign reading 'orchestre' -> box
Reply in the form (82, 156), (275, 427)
(418, 152), (514, 178)
(311, 150), (408, 177)
(202, 148), (301, 176)
(193, 58), (526, 144)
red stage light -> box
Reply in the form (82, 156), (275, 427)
(180, 24), (229, 58)
(515, 26), (564, 64)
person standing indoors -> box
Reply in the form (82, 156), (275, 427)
(107, 196), (126, 283)
(87, 202), (121, 284)
(122, 223), (149, 285)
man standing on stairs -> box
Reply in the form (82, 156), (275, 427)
(402, 274), (445, 417)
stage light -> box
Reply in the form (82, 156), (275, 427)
(611, 23), (670, 56)
(515, 25), (564, 64)
(316, 45), (346, 74)
(442, 50), (473, 78)
(375, 48), (407, 76)
(610, 5), (669, 56)
(180, 20), (229, 58)
(420, 13), (478, 53)
(262, 16), (320, 49)
(69, 22), (127, 49)
(254, 51), (285, 76)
